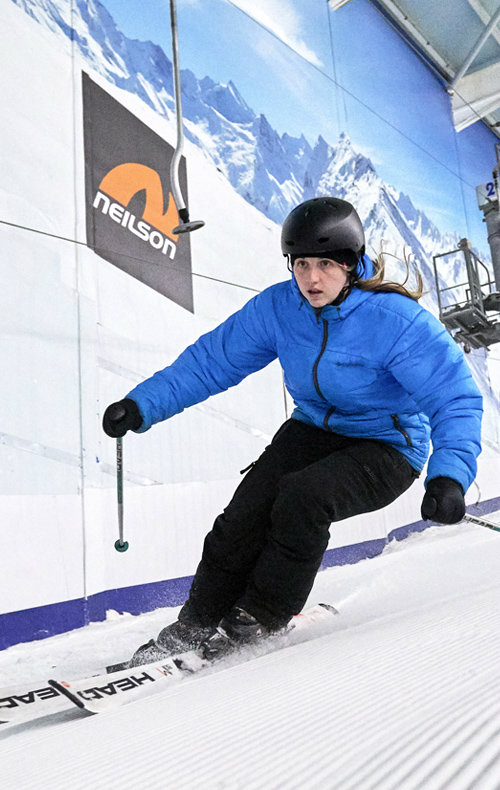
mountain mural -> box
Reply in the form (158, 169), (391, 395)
(12, 0), (463, 280)
(9, 1), (495, 316)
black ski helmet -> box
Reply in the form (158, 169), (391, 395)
(281, 197), (365, 259)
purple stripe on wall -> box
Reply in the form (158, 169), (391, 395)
(0, 599), (88, 651)
(321, 537), (386, 568)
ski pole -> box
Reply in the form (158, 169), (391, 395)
(463, 512), (500, 534)
(114, 437), (129, 552)
(169, 0), (204, 234)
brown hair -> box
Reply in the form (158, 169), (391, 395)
(355, 247), (425, 301)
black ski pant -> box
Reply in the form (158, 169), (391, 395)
(180, 418), (419, 630)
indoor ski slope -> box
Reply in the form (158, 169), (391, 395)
(1, 518), (500, 790)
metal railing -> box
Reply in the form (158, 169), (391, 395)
(432, 239), (500, 350)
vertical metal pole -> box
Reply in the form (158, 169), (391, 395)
(459, 238), (484, 311)
(486, 143), (500, 291)
(432, 254), (444, 317)
(169, 0), (204, 233)
(169, 0), (185, 216)
(114, 437), (129, 552)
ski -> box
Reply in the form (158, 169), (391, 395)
(0, 679), (75, 725)
(49, 603), (338, 715)
(49, 652), (201, 715)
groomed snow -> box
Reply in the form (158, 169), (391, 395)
(1, 517), (500, 789)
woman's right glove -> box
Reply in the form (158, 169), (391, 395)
(420, 477), (465, 524)
(102, 398), (143, 438)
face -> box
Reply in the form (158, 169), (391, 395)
(293, 256), (350, 307)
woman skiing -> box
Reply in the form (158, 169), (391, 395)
(103, 197), (482, 662)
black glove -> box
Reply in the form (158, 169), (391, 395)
(421, 477), (465, 524)
(102, 398), (143, 438)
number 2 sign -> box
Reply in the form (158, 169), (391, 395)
(476, 180), (498, 208)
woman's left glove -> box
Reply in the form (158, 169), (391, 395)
(421, 477), (465, 523)
(103, 398), (143, 438)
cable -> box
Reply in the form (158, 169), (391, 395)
(0, 218), (260, 295)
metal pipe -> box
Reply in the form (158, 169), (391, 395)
(484, 203), (500, 290)
(459, 238), (485, 311)
(169, 0), (185, 215)
(432, 253), (444, 317)
(169, 0), (204, 234)
(495, 142), (500, 216)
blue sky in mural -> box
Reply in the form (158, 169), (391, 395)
(101, 0), (496, 249)
(100, 0), (337, 142)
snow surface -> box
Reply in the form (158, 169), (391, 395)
(1, 518), (500, 789)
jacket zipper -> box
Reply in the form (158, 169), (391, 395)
(313, 316), (335, 429)
(391, 413), (413, 446)
(323, 405), (335, 430)
(312, 318), (328, 399)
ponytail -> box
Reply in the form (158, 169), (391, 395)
(354, 247), (425, 301)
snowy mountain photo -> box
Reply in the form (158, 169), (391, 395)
(8, 0), (481, 274)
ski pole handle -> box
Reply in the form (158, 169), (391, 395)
(115, 437), (129, 552)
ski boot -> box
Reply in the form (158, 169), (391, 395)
(129, 619), (214, 665)
(201, 607), (283, 662)
(156, 619), (214, 655)
(110, 620), (214, 672)
(106, 638), (170, 672)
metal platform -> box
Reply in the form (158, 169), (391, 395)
(433, 238), (500, 351)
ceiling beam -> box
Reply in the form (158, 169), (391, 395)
(334, 0), (500, 138)
(467, 0), (500, 47)
(448, 3), (500, 91)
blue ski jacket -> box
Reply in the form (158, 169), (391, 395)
(128, 258), (482, 492)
